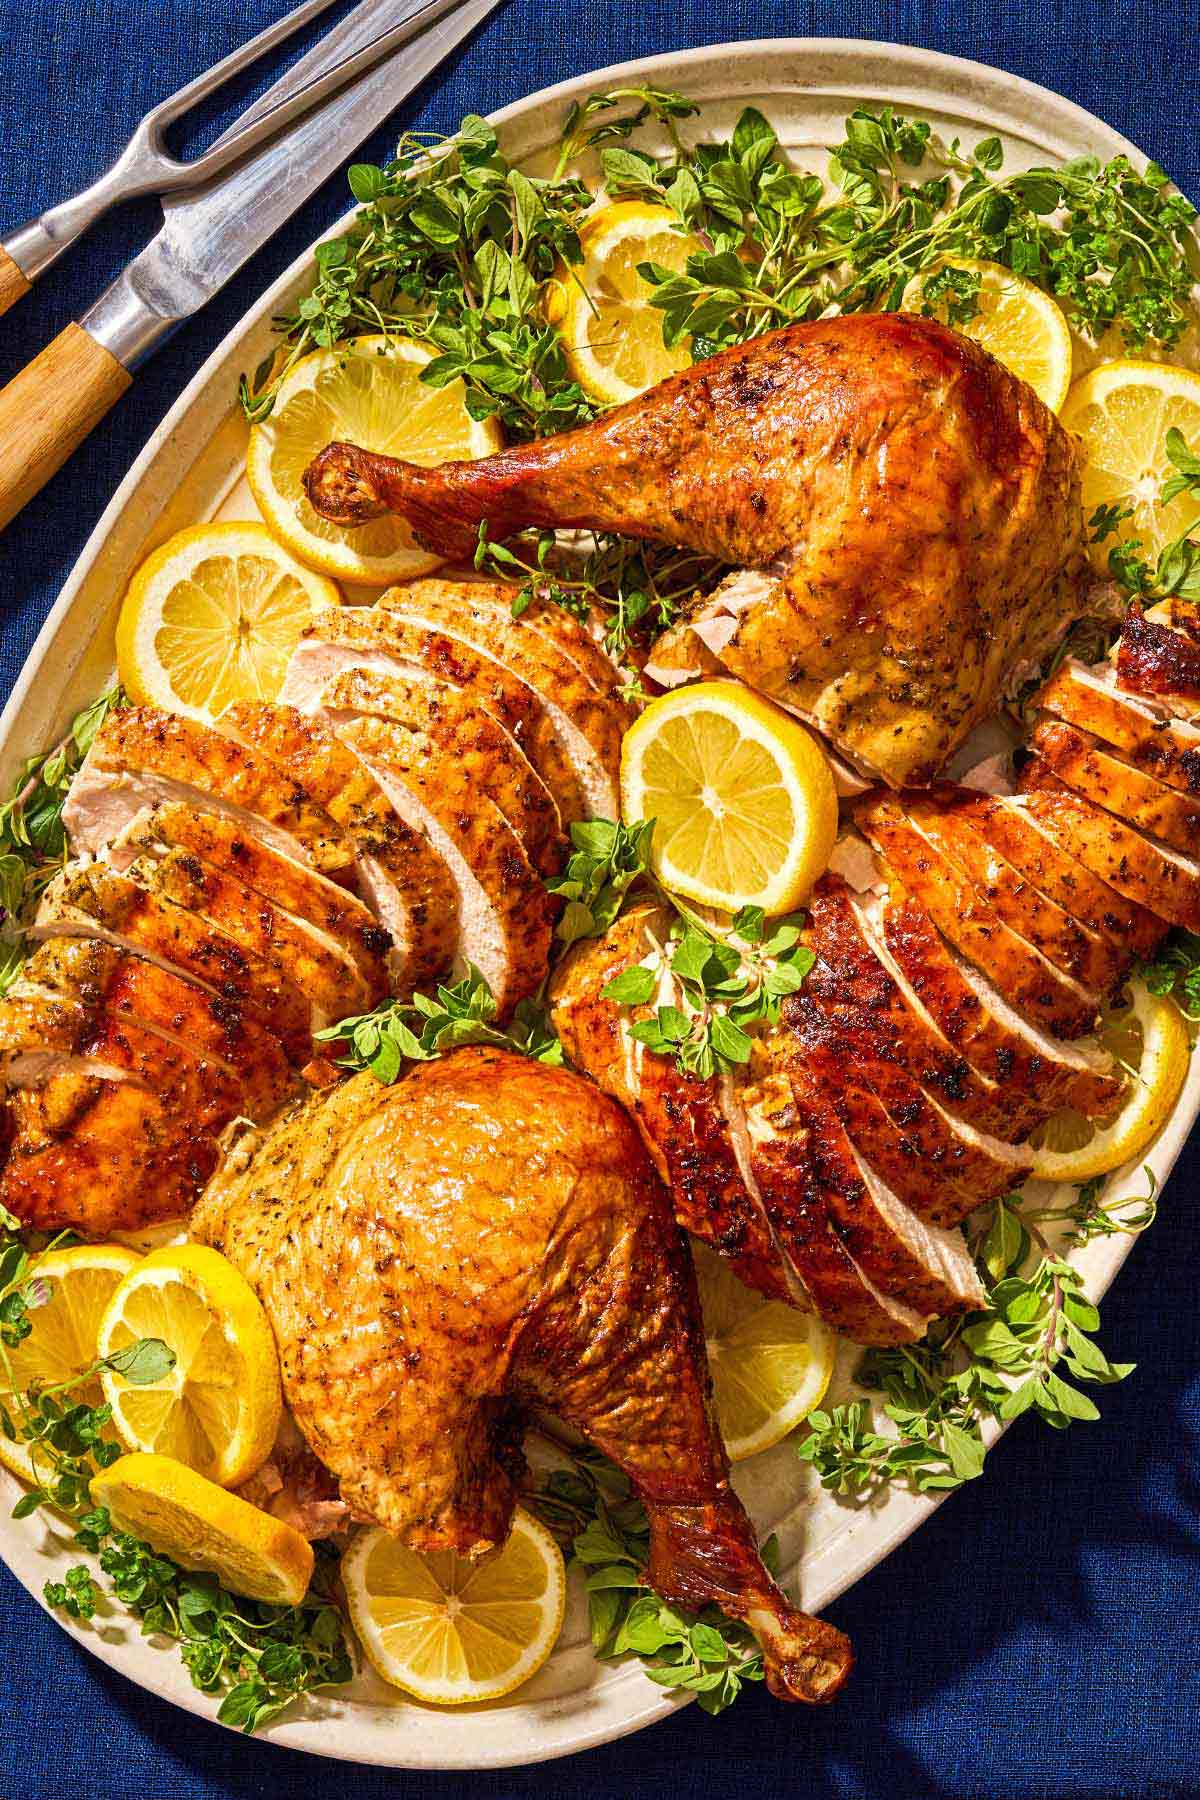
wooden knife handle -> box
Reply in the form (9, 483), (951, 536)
(0, 247), (32, 317)
(0, 323), (131, 531)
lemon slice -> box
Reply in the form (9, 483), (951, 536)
(692, 1242), (835, 1461)
(1060, 360), (1200, 567)
(1026, 979), (1190, 1182)
(0, 1244), (140, 1486)
(903, 258), (1073, 412)
(342, 1508), (565, 1705)
(247, 335), (503, 583)
(549, 201), (701, 404)
(97, 1244), (281, 1490)
(115, 520), (341, 723)
(91, 1452), (314, 1605)
(620, 678), (838, 914)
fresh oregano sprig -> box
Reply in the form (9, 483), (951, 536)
(797, 1189), (1141, 1499)
(0, 687), (122, 994)
(528, 1438), (772, 1715)
(316, 964), (562, 1084)
(1, 1210), (352, 1734)
(604, 900), (815, 1081)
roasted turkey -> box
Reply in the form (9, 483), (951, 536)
(551, 604), (1200, 1343)
(1, 587), (623, 1233)
(191, 1047), (853, 1705)
(302, 314), (1083, 787)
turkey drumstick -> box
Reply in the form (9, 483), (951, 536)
(192, 1047), (852, 1704)
(303, 314), (1083, 786)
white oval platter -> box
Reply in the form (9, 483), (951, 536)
(1, 35), (1196, 1773)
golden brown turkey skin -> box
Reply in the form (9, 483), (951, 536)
(192, 1048), (852, 1704)
(303, 314), (1083, 786)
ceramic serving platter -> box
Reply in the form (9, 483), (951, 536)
(1, 36), (1196, 1772)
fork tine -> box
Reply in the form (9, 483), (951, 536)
(146, 0), (345, 130)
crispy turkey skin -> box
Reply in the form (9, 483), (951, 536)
(192, 1047), (853, 1704)
(303, 314), (1083, 786)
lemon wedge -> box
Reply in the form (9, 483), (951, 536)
(97, 1244), (281, 1490)
(0, 1244), (140, 1487)
(692, 1242), (836, 1461)
(903, 258), (1074, 412)
(620, 679), (838, 915)
(1026, 979), (1190, 1182)
(91, 1452), (314, 1605)
(247, 335), (502, 583)
(342, 1508), (566, 1705)
(549, 201), (701, 404)
(1060, 359), (1200, 567)
(115, 520), (341, 722)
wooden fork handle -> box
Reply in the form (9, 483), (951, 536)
(0, 323), (131, 531)
(0, 247), (31, 318)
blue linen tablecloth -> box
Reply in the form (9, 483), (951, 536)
(1, 3), (1198, 1795)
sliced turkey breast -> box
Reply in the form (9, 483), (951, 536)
(1115, 600), (1200, 714)
(219, 701), (458, 994)
(1036, 659), (1200, 801)
(921, 786), (1163, 958)
(908, 794), (1127, 993)
(394, 579), (623, 697)
(1, 1075), (222, 1235)
(756, 1031), (984, 1315)
(877, 892), (1124, 1118)
(809, 876), (1034, 1138)
(548, 902), (802, 1306)
(21, 936), (296, 1116)
(121, 839), (379, 1026)
(65, 708), (353, 881)
(320, 667), (564, 878)
(857, 798), (1100, 1036)
(31, 863), (313, 1063)
(112, 804), (390, 1001)
(282, 609), (587, 827)
(336, 714), (551, 1018)
(1030, 719), (1200, 857)
(1018, 765), (1200, 931)
(737, 1061), (932, 1346)
(378, 580), (623, 820)
(784, 987), (1026, 1224)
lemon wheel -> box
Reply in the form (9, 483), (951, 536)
(0, 1244), (140, 1486)
(692, 1243), (835, 1461)
(247, 335), (502, 583)
(1060, 360), (1200, 567)
(342, 1508), (566, 1705)
(550, 201), (701, 404)
(903, 258), (1073, 412)
(1026, 979), (1190, 1183)
(97, 1244), (282, 1490)
(115, 521), (341, 722)
(90, 1452), (314, 1605)
(620, 678), (839, 915)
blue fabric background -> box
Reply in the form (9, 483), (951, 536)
(1, 3), (1198, 1796)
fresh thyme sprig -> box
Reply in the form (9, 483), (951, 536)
(528, 1437), (771, 1714)
(475, 521), (719, 666)
(0, 687), (122, 994)
(1137, 930), (1200, 1018)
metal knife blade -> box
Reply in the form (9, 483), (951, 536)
(81, 0), (504, 370)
